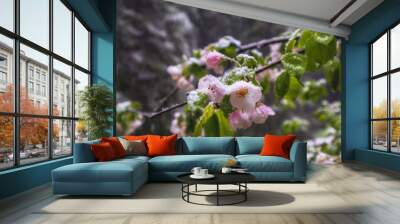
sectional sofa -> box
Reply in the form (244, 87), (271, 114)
(52, 137), (307, 196)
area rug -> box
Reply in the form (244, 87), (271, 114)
(37, 183), (362, 214)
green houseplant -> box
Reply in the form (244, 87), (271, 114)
(79, 84), (114, 140)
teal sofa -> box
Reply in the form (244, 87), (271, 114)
(52, 137), (307, 196)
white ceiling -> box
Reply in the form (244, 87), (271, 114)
(164, 0), (384, 38)
(226, 0), (352, 23)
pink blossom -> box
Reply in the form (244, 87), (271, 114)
(228, 110), (252, 130)
(228, 81), (262, 111)
(269, 43), (282, 62)
(250, 103), (275, 124)
(198, 75), (226, 103)
(177, 77), (194, 91)
(201, 50), (225, 74)
(166, 64), (182, 80)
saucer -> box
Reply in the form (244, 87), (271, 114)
(190, 174), (215, 179)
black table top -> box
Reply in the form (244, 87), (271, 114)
(177, 172), (255, 185)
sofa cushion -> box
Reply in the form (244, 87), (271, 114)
(260, 134), (296, 159)
(147, 134), (177, 157)
(236, 137), (263, 155)
(53, 158), (147, 183)
(91, 142), (118, 161)
(179, 137), (235, 155)
(236, 155), (293, 172)
(149, 154), (235, 172)
(101, 137), (127, 158)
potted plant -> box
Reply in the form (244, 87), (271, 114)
(79, 84), (113, 140)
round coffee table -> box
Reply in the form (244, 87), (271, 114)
(177, 173), (255, 206)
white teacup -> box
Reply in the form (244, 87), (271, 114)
(221, 167), (232, 174)
(199, 169), (208, 176)
(191, 167), (202, 176)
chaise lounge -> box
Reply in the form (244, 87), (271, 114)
(52, 137), (307, 196)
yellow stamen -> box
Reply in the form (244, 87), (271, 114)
(236, 88), (248, 97)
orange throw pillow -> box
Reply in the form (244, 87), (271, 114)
(101, 137), (127, 158)
(146, 134), (177, 157)
(91, 142), (117, 161)
(124, 135), (148, 141)
(260, 134), (296, 159)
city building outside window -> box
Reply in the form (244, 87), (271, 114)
(0, 0), (91, 170)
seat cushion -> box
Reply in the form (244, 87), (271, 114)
(236, 155), (293, 172)
(149, 154), (235, 172)
(53, 158), (147, 183)
(178, 137), (235, 155)
(236, 137), (264, 155)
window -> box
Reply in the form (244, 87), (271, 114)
(20, 0), (49, 48)
(28, 81), (34, 94)
(0, 0), (91, 170)
(74, 18), (90, 70)
(370, 23), (400, 154)
(53, 0), (72, 60)
(42, 85), (46, 97)
(0, 0), (14, 32)
(28, 67), (34, 80)
(0, 34), (13, 112)
(0, 72), (6, 85)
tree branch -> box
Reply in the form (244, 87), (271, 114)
(145, 40), (304, 118)
(154, 86), (179, 111)
(144, 102), (188, 119)
(238, 36), (291, 53)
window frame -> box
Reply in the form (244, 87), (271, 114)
(370, 22), (400, 154)
(0, 0), (92, 171)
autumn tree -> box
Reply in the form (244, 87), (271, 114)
(0, 84), (59, 151)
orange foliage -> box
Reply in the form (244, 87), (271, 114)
(0, 85), (59, 149)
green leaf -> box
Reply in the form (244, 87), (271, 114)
(217, 45), (237, 58)
(275, 71), (290, 99)
(250, 49), (267, 65)
(192, 49), (202, 58)
(215, 109), (234, 136)
(300, 80), (328, 102)
(203, 114), (219, 136)
(260, 75), (270, 95)
(194, 104), (215, 136)
(323, 57), (342, 91)
(236, 54), (258, 69)
(194, 106), (234, 136)
(281, 53), (307, 75)
(312, 32), (334, 45)
(182, 62), (207, 78)
(285, 29), (301, 53)
(284, 75), (303, 101)
(298, 30), (313, 48)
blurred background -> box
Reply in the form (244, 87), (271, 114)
(116, 0), (341, 164)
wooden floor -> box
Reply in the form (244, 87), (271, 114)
(1, 162), (400, 224)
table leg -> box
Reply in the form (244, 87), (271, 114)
(245, 183), (247, 201)
(195, 184), (198, 192)
(217, 184), (219, 206)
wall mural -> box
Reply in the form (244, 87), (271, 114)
(116, 0), (341, 164)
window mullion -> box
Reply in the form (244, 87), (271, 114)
(71, 10), (76, 155)
(388, 30), (391, 152)
(13, 0), (20, 167)
(48, 0), (54, 160)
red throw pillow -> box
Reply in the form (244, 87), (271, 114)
(91, 142), (117, 162)
(124, 135), (148, 141)
(101, 137), (127, 158)
(146, 134), (177, 157)
(260, 134), (296, 159)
